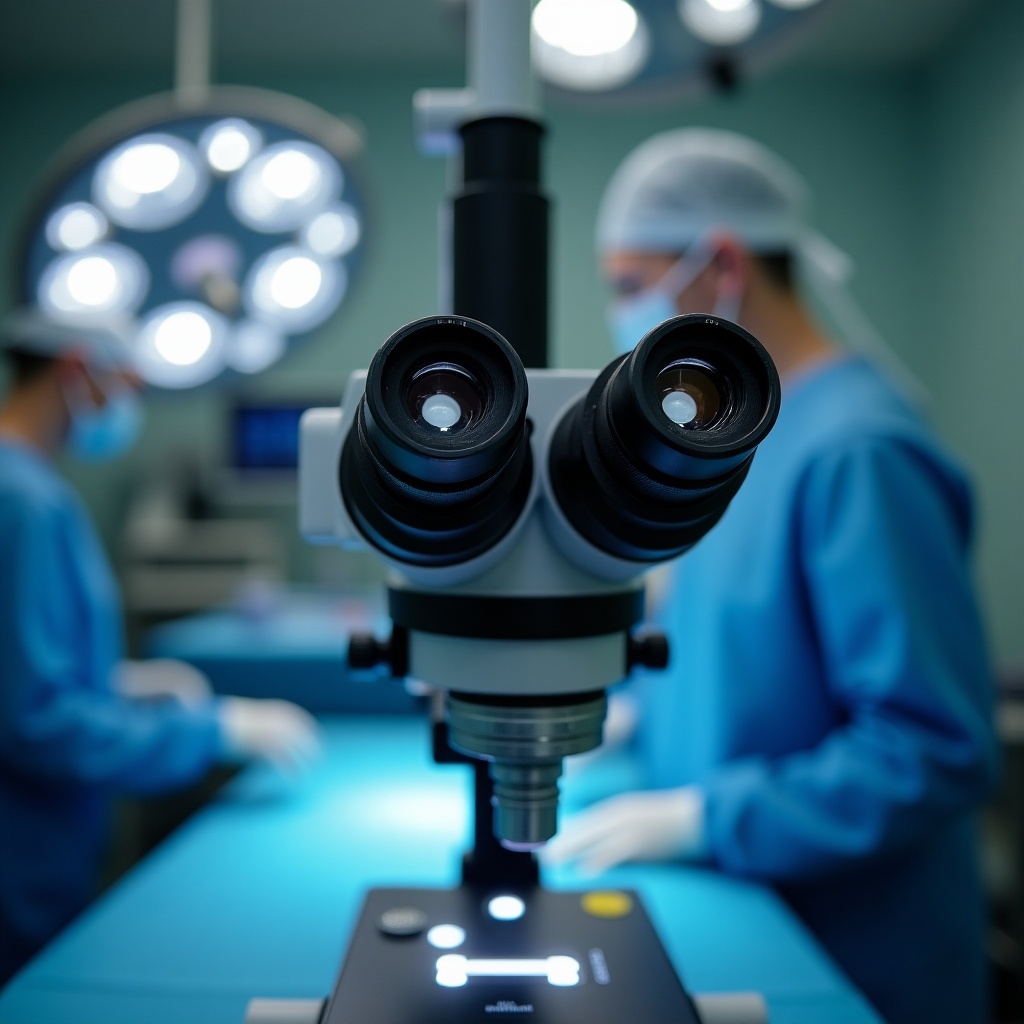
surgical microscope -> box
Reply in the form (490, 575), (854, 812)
(246, 2), (780, 1022)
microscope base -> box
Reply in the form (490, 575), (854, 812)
(321, 885), (702, 1024)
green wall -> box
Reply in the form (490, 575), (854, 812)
(922, 0), (1024, 667)
(1, 7), (1021, 662)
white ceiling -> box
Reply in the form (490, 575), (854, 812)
(0, 0), (985, 80)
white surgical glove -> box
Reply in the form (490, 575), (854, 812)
(541, 786), (707, 876)
(219, 697), (322, 775)
(114, 659), (213, 709)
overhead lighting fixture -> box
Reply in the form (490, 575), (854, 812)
(200, 118), (262, 174)
(134, 301), (228, 388)
(39, 243), (149, 319)
(245, 245), (346, 332)
(531, 0), (650, 91)
(226, 320), (286, 375)
(679, 0), (763, 46)
(94, 133), (209, 231)
(229, 140), (340, 234)
(45, 202), (109, 252)
(765, 0), (820, 8)
(18, 88), (366, 390)
(302, 204), (361, 258)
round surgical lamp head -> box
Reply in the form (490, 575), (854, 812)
(15, 87), (366, 390)
(531, 0), (652, 91)
(529, 0), (831, 102)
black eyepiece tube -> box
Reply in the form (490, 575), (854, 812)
(550, 314), (781, 562)
(341, 316), (532, 566)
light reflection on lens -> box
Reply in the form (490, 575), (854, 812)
(655, 359), (726, 430)
(407, 362), (486, 435)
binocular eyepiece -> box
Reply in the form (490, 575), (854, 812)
(342, 313), (780, 569)
(550, 313), (781, 562)
(340, 317), (533, 567)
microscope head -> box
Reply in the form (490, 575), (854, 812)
(300, 313), (779, 848)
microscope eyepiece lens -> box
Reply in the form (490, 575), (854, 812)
(655, 359), (728, 430)
(550, 314), (781, 563)
(341, 316), (532, 567)
(407, 361), (485, 434)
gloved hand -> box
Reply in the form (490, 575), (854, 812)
(219, 697), (322, 775)
(113, 659), (213, 709)
(541, 786), (707, 876)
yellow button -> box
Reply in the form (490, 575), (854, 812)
(581, 891), (633, 918)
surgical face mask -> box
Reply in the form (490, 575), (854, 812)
(607, 241), (728, 355)
(64, 373), (144, 462)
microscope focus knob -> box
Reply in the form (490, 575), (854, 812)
(347, 629), (409, 677)
(627, 630), (670, 672)
(348, 633), (388, 669)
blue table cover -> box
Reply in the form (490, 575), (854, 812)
(0, 718), (883, 1023)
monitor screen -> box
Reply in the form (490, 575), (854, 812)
(231, 402), (328, 472)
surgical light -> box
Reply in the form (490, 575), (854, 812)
(135, 301), (228, 388)
(153, 309), (213, 365)
(302, 204), (361, 258)
(200, 118), (262, 173)
(94, 133), (208, 231)
(39, 244), (148, 319)
(45, 203), (108, 252)
(526, 0), (830, 98)
(229, 140), (340, 233)
(531, 0), (650, 91)
(533, 0), (639, 56)
(245, 246), (345, 332)
(18, 89), (366, 390)
(679, 0), (762, 46)
(226, 321), (286, 375)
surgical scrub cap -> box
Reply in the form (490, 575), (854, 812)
(597, 128), (924, 401)
(597, 129), (812, 255)
(0, 310), (135, 373)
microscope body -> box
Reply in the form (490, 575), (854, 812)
(301, 361), (652, 848)
(299, 312), (779, 850)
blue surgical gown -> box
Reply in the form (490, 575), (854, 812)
(637, 356), (998, 1024)
(0, 440), (223, 983)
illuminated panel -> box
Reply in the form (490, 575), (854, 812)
(435, 955), (581, 988)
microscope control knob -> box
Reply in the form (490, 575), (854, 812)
(348, 633), (388, 669)
(627, 631), (670, 671)
(347, 629), (409, 677)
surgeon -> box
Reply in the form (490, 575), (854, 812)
(544, 130), (998, 1024)
(0, 313), (321, 985)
